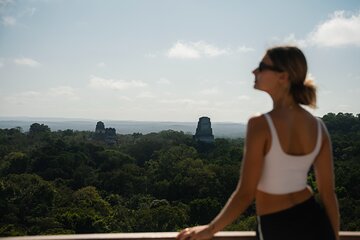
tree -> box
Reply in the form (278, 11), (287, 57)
(1, 152), (29, 175)
(0, 113), (359, 234)
(189, 198), (221, 225)
(0, 174), (56, 235)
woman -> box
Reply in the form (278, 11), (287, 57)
(176, 46), (339, 240)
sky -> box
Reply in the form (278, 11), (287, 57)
(0, 0), (359, 123)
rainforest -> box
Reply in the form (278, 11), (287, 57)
(0, 112), (359, 236)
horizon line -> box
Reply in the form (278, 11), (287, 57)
(0, 116), (247, 124)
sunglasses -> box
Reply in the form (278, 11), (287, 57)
(257, 62), (283, 72)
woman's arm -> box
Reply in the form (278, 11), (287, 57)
(207, 116), (266, 233)
(313, 121), (340, 240)
(177, 116), (266, 240)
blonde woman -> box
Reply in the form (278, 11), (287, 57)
(177, 46), (339, 240)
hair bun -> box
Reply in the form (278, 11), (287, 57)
(291, 79), (317, 108)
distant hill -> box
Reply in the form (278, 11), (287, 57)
(0, 117), (246, 138)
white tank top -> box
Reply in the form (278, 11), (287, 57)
(257, 113), (322, 194)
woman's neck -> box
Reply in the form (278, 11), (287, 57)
(271, 94), (298, 111)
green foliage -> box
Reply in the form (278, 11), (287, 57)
(189, 197), (221, 224)
(225, 215), (257, 231)
(0, 112), (359, 236)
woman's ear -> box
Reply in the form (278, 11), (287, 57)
(278, 72), (290, 86)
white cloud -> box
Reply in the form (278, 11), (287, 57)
(1, 4), (36, 27)
(319, 89), (333, 95)
(347, 88), (360, 94)
(167, 42), (200, 59)
(18, 91), (41, 98)
(237, 45), (255, 53)
(89, 75), (147, 90)
(281, 33), (308, 48)
(14, 57), (41, 67)
(22, 7), (36, 17)
(157, 78), (171, 85)
(193, 41), (229, 57)
(308, 11), (360, 47)
(2, 16), (16, 26)
(167, 41), (229, 59)
(199, 87), (221, 96)
(5, 87), (80, 105)
(160, 98), (209, 106)
(145, 53), (157, 58)
(0, 0), (14, 8)
(347, 73), (360, 80)
(48, 86), (78, 99)
(117, 96), (132, 101)
(281, 11), (360, 48)
(97, 62), (106, 67)
(5, 91), (41, 104)
(136, 91), (156, 99)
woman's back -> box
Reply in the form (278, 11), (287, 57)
(256, 107), (322, 215)
(268, 108), (319, 156)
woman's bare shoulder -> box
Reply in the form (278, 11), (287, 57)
(245, 114), (270, 156)
(248, 113), (268, 126)
(247, 113), (269, 136)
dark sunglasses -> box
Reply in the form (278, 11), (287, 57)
(257, 62), (283, 72)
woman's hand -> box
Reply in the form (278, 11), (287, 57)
(176, 225), (214, 240)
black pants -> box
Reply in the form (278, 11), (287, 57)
(256, 196), (335, 240)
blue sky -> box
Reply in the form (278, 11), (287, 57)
(0, 0), (359, 123)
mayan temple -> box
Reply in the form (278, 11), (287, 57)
(94, 121), (117, 144)
(193, 116), (215, 143)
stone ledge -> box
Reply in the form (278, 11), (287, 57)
(0, 231), (359, 240)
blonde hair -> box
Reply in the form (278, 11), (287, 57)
(267, 46), (317, 108)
